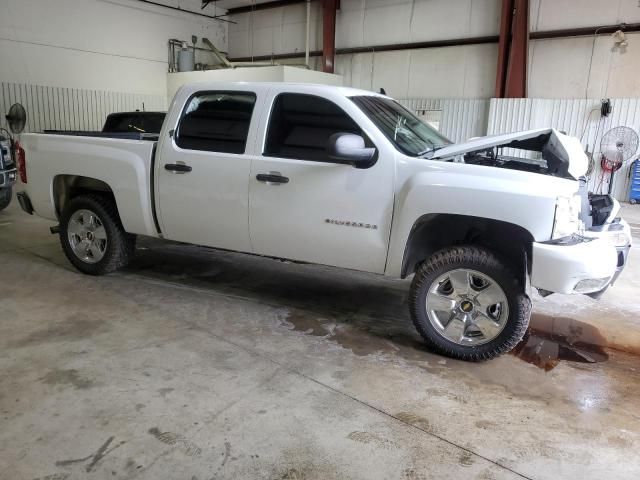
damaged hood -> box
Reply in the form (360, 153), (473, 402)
(431, 128), (588, 180)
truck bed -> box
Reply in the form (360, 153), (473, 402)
(20, 132), (159, 237)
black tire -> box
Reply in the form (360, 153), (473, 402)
(409, 245), (530, 361)
(0, 186), (12, 211)
(59, 194), (135, 275)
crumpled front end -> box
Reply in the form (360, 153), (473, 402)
(531, 190), (631, 298)
(430, 128), (588, 180)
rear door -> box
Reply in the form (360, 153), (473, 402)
(248, 90), (395, 273)
(155, 87), (261, 252)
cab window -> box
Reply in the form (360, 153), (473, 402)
(264, 93), (365, 162)
(176, 91), (256, 154)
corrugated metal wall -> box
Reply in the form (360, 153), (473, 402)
(0, 82), (167, 134)
(2, 80), (638, 201)
(488, 98), (640, 201)
(398, 98), (490, 143)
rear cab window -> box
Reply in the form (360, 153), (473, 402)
(176, 91), (257, 154)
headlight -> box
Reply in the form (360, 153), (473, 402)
(609, 232), (630, 247)
(552, 195), (583, 239)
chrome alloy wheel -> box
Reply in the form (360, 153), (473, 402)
(67, 209), (107, 264)
(426, 269), (509, 346)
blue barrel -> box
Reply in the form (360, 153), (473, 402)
(630, 159), (640, 204)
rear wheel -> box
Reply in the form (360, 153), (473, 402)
(60, 194), (135, 275)
(409, 246), (530, 361)
(0, 187), (12, 211)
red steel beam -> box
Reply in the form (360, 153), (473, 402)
(494, 0), (514, 98)
(322, 0), (338, 73)
(504, 0), (529, 97)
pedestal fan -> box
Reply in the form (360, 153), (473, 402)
(599, 126), (639, 195)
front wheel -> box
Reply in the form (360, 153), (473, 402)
(409, 246), (530, 361)
(60, 194), (135, 275)
(0, 187), (12, 211)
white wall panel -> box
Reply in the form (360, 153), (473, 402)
(229, 0), (501, 59)
(229, 2), (322, 58)
(488, 98), (640, 200)
(228, 0), (640, 99)
(530, 0), (640, 31)
(362, 0), (414, 45)
(0, 81), (167, 134)
(0, 0), (227, 96)
(528, 33), (640, 99)
(333, 43), (497, 99)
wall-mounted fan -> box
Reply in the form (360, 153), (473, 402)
(5, 103), (26, 134)
(599, 126), (639, 194)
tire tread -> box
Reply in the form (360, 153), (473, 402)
(409, 245), (530, 361)
(59, 194), (135, 275)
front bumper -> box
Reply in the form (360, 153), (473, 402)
(0, 167), (17, 188)
(583, 218), (632, 289)
(531, 236), (619, 295)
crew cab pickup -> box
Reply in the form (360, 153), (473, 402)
(15, 82), (632, 361)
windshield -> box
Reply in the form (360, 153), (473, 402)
(350, 96), (452, 157)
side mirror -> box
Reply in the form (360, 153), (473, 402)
(327, 133), (376, 168)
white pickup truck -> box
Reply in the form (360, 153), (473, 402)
(15, 82), (631, 361)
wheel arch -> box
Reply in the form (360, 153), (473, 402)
(53, 175), (115, 219)
(401, 213), (534, 285)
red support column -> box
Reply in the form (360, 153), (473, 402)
(495, 0), (514, 98)
(322, 0), (337, 73)
(505, 0), (529, 98)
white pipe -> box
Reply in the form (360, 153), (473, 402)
(305, 0), (311, 66)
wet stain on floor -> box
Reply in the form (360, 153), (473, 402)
(12, 313), (104, 348)
(132, 242), (622, 372)
(282, 309), (613, 373)
(283, 311), (429, 361)
(40, 369), (95, 389)
(511, 314), (609, 371)
(129, 243), (409, 323)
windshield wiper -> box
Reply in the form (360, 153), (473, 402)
(417, 145), (444, 158)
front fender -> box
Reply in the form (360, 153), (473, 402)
(385, 160), (577, 277)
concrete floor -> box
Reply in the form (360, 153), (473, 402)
(1, 198), (640, 480)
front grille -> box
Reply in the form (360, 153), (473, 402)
(0, 140), (10, 170)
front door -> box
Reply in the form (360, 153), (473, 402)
(156, 88), (259, 252)
(248, 91), (395, 273)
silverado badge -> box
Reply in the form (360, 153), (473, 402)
(325, 219), (378, 230)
